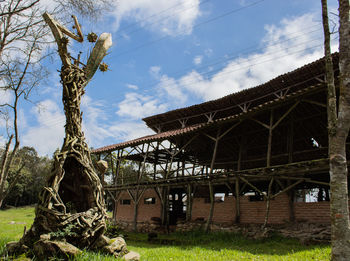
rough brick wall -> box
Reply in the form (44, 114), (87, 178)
(115, 189), (162, 222)
(240, 194), (290, 224)
(115, 191), (133, 221)
(114, 189), (336, 225)
(137, 190), (162, 221)
(294, 201), (330, 223)
(191, 194), (290, 224)
(191, 197), (236, 223)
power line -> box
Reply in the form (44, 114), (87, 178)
(137, 25), (323, 90)
(111, 0), (267, 58)
(42, 38), (329, 129)
(115, 0), (212, 40)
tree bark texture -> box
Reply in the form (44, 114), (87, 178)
(21, 64), (106, 249)
(322, 0), (350, 260)
(17, 13), (113, 253)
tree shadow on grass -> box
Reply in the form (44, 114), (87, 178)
(122, 231), (329, 257)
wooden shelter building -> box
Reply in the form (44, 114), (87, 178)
(93, 54), (348, 230)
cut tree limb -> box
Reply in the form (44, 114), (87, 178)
(85, 33), (112, 82)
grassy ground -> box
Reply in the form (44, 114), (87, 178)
(0, 207), (331, 260)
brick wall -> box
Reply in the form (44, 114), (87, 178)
(240, 194), (290, 224)
(137, 189), (162, 221)
(114, 189), (337, 225)
(115, 191), (133, 221)
(191, 196), (236, 223)
(115, 190), (161, 222)
(294, 201), (330, 223)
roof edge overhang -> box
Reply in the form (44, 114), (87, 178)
(92, 81), (325, 154)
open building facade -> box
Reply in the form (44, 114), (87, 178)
(93, 53), (348, 230)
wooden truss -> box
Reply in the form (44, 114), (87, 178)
(94, 80), (347, 232)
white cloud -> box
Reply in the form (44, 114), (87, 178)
(0, 89), (12, 105)
(108, 121), (153, 142)
(204, 48), (213, 57)
(127, 84), (139, 90)
(149, 66), (188, 104)
(81, 95), (113, 148)
(0, 136), (6, 147)
(22, 99), (65, 156)
(149, 66), (161, 78)
(116, 92), (167, 119)
(110, 0), (201, 36)
(161, 13), (330, 101)
(193, 55), (203, 65)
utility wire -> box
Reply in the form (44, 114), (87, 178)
(43, 38), (329, 128)
(111, 0), (267, 58)
(115, 0), (212, 40)
(141, 37), (325, 94)
(42, 31), (327, 127)
(137, 25), (323, 90)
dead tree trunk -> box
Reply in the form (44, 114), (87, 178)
(321, 1), (350, 260)
(14, 13), (123, 258)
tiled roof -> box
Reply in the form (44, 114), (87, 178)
(93, 53), (338, 154)
(143, 53), (338, 132)
(92, 124), (204, 153)
(92, 81), (323, 154)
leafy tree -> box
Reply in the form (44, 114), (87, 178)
(2, 146), (51, 207)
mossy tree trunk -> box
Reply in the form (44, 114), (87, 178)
(321, 1), (350, 260)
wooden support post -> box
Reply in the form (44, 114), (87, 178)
(110, 151), (120, 220)
(118, 149), (124, 185)
(154, 142), (159, 180)
(161, 188), (168, 226)
(267, 110), (274, 167)
(237, 135), (246, 171)
(288, 117), (294, 163)
(235, 176), (240, 223)
(204, 129), (220, 232)
(111, 191), (121, 221)
(205, 181), (214, 233)
(287, 180), (295, 222)
(210, 136), (220, 172)
(237, 143), (242, 171)
(182, 160), (185, 177)
(186, 184), (194, 222)
(164, 142), (174, 229)
(165, 187), (170, 232)
(177, 161), (180, 178)
(113, 197), (118, 221)
(132, 143), (148, 232)
(133, 200), (139, 232)
(263, 178), (274, 228)
(154, 187), (165, 224)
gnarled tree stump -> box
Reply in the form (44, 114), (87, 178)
(6, 13), (137, 260)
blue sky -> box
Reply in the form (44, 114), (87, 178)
(0, 0), (339, 156)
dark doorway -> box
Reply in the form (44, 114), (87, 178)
(169, 188), (186, 225)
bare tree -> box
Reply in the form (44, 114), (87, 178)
(321, 0), (350, 260)
(0, 0), (114, 208)
(55, 0), (111, 19)
(0, 0), (49, 208)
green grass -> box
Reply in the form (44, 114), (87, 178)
(0, 207), (331, 260)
